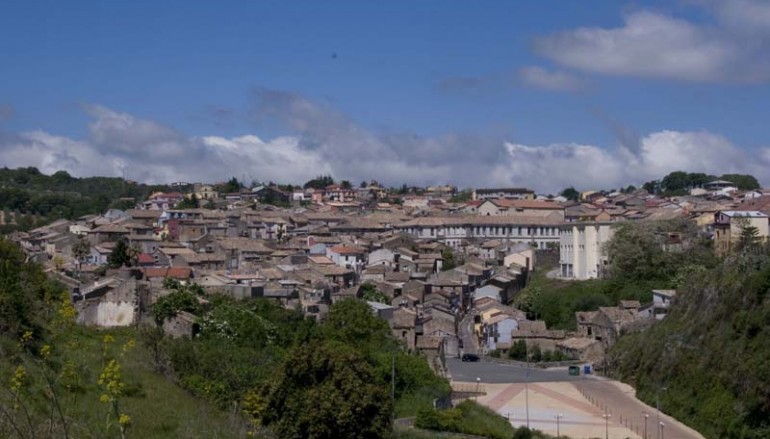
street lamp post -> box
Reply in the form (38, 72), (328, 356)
(660, 422), (665, 439)
(556, 413), (563, 437)
(602, 412), (611, 439)
(643, 412), (649, 439)
(656, 387), (667, 439)
(525, 343), (530, 428)
(475, 377), (481, 402)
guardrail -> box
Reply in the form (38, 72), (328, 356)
(480, 355), (584, 369)
(451, 382), (486, 395)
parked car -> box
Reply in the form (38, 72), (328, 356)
(461, 353), (480, 362)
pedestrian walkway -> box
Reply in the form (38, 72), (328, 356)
(466, 379), (706, 439)
(476, 382), (640, 439)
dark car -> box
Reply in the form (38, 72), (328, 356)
(461, 353), (480, 362)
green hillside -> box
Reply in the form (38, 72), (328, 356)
(0, 167), (175, 232)
(610, 248), (770, 439)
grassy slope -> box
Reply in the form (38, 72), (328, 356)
(1, 326), (258, 439)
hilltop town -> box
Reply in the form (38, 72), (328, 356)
(8, 172), (766, 368)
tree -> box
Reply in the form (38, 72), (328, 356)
(735, 215), (761, 252)
(642, 180), (660, 195)
(303, 175), (335, 190)
(221, 177), (242, 194)
(72, 237), (91, 265)
(321, 299), (392, 349)
(560, 187), (579, 201)
(720, 174), (760, 190)
(508, 340), (528, 361)
(340, 180), (352, 190)
(359, 181), (368, 189)
(529, 344), (542, 362)
(660, 171), (692, 194)
(177, 194), (200, 209)
(622, 185), (637, 194)
(108, 238), (139, 268)
(261, 342), (392, 439)
(441, 247), (456, 271)
(361, 283), (389, 304)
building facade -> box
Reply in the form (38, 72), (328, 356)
(394, 215), (561, 249)
(559, 222), (614, 279)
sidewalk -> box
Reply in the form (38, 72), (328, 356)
(469, 378), (706, 439)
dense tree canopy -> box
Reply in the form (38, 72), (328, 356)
(263, 342), (392, 439)
(303, 175), (335, 189)
(643, 171), (760, 195)
(559, 187), (579, 201)
(0, 167), (175, 232)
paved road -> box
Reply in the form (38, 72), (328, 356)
(458, 312), (479, 355)
(447, 357), (582, 383)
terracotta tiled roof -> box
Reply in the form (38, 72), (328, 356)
(489, 199), (564, 210)
(143, 267), (192, 279)
(137, 253), (155, 264)
(328, 245), (365, 255)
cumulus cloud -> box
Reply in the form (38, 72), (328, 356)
(499, 130), (770, 192)
(533, 4), (770, 83)
(0, 106), (333, 185)
(518, 66), (586, 91)
(0, 95), (768, 192)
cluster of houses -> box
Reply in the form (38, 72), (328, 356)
(10, 178), (770, 367)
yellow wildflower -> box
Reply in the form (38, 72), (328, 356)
(21, 330), (33, 344)
(118, 414), (131, 426)
(40, 344), (51, 358)
(10, 366), (27, 393)
(121, 338), (136, 353)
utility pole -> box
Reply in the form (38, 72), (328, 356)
(556, 413), (563, 437)
(525, 342), (530, 428)
(656, 387), (667, 439)
(643, 412), (649, 439)
(603, 412), (611, 439)
(391, 353), (395, 423)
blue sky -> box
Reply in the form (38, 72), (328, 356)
(2, 0), (770, 191)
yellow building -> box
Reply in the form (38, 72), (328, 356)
(714, 211), (769, 255)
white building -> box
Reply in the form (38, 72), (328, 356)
(326, 245), (366, 269)
(472, 187), (535, 201)
(394, 215), (561, 250)
(559, 222), (615, 279)
(652, 289), (677, 320)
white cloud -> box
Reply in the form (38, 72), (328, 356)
(533, 5), (770, 83)
(1, 98), (768, 193)
(518, 66), (586, 91)
(498, 130), (770, 193)
(0, 106), (334, 185)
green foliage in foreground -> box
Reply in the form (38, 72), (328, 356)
(610, 248), (770, 439)
(415, 400), (515, 439)
(0, 238), (250, 438)
(155, 297), (449, 438)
